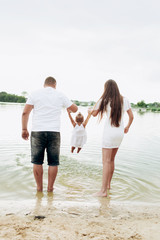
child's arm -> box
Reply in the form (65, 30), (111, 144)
(83, 110), (92, 128)
(67, 109), (76, 127)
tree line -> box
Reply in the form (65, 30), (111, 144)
(0, 92), (96, 106)
(131, 100), (160, 112)
(0, 92), (160, 112)
(0, 92), (26, 103)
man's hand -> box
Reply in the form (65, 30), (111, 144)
(22, 129), (29, 140)
(67, 109), (72, 113)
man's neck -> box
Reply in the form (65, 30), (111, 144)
(44, 85), (56, 89)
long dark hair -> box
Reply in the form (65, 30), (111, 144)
(99, 79), (123, 127)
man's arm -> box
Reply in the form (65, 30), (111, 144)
(67, 104), (78, 113)
(22, 104), (33, 140)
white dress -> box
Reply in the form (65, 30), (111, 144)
(71, 124), (87, 148)
(95, 97), (131, 148)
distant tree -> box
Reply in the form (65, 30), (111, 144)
(81, 102), (88, 106)
(0, 92), (26, 103)
(89, 101), (96, 106)
(131, 103), (136, 108)
(21, 91), (28, 98)
(72, 100), (81, 106)
(137, 100), (147, 108)
(151, 108), (157, 112)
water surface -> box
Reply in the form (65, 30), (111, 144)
(0, 103), (160, 212)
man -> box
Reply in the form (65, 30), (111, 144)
(22, 76), (78, 192)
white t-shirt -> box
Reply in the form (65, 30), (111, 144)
(26, 87), (72, 132)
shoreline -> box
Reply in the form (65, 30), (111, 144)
(0, 198), (160, 240)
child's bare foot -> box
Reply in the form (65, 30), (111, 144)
(93, 190), (108, 197)
(71, 147), (75, 153)
(77, 147), (81, 153)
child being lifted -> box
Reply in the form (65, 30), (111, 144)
(67, 109), (91, 153)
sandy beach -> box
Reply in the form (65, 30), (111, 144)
(0, 197), (160, 240)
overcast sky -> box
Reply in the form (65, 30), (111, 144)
(0, 0), (160, 103)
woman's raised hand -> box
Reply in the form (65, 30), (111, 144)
(88, 108), (93, 114)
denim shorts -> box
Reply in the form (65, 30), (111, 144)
(31, 131), (60, 166)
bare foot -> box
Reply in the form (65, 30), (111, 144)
(77, 147), (81, 153)
(93, 191), (107, 197)
(47, 191), (53, 197)
(36, 191), (44, 198)
(71, 146), (75, 153)
(47, 187), (54, 192)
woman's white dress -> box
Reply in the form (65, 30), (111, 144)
(71, 124), (87, 148)
(95, 97), (131, 148)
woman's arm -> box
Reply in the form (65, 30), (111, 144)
(124, 108), (134, 133)
(83, 111), (92, 128)
(67, 109), (76, 127)
(89, 100), (100, 117)
(91, 109), (99, 117)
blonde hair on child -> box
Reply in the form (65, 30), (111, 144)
(75, 112), (84, 123)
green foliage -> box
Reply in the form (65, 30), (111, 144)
(0, 92), (26, 103)
(72, 100), (81, 106)
(89, 101), (96, 106)
(151, 108), (157, 112)
(131, 103), (136, 108)
(137, 100), (147, 108)
(21, 91), (28, 97)
(72, 100), (96, 106)
(147, 102), (160, 108)
(132, 100), (160, 113)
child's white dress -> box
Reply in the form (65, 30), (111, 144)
(71, 124), (87, 148)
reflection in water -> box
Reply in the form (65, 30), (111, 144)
(34, 192), (44, 215)
(33, 192), (55, 217)
(97, 196), (111, 217)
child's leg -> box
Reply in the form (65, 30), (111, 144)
(71, 146), (75, 153)
(77, 147), (82, 153)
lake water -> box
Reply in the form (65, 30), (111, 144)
(0, 103), (160, 213)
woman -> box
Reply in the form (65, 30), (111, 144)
(90, 79), (134, 197)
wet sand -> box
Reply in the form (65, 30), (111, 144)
(0, 194), (160, 240)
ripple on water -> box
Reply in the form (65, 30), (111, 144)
(0, 106), (160, 205)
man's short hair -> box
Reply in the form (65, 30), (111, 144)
(44, 76), (56, 86)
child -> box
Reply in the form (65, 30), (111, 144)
(67, 109), (91, 153)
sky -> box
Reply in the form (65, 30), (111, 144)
(0, 0), (160, 103)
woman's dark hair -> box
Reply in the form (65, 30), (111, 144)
(99, 79), (123, 127)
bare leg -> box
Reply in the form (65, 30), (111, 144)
(71, 146), (75, 153)
(101, 148), (112, 196)
(107, 148), (118, 189)
(95, 149), (113, 197)
(77, 147), (82, 153)
(33, 164), (43, 192)
(47, 166), (58, 192)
